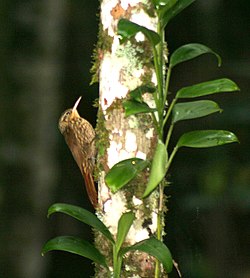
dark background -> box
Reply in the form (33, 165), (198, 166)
(0, 1), (249, 278)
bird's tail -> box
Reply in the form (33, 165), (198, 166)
(83, 171), (98, 208)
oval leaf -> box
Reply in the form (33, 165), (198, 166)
(42, 236), (108, 268)
(116, 212), (135, 253)
(47, 203), (114, 243)
(143, 140), (168, 198)
(177, 130), (239, 148)
(118, 19), (160, 46)
(105, 158), (149, 193)
(121, 237), (173, 273)
(170, 43), (221, 68)
(160, 0), (195, 28)
(123, 100), (156, 117)
(176, 78), (240, 99)
(172, 100), (222, 123)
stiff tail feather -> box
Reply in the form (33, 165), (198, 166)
(83, 171), (98, 208)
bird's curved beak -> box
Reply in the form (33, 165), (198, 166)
(71, 96), (82, 118)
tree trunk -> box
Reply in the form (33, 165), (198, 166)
(94, 1), (165, 277)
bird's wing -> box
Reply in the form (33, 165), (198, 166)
(64, 128), (97, 207)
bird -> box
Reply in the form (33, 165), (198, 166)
(58, 96), (97, 207)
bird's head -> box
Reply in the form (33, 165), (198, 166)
(58, 96), (82, 134)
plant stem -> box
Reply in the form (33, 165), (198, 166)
(151, 111), (161, 138)
(157, 182), (164, 241)
(165, 146), (179, 173)
(152, 45), (163, 137)
(155, 259), (160, 278)
(154, 182), (165, 278)
(154, 20), (168, 278)
(164, 66), (172, 107)
(162, 97), (177, 129)
(153, 18), (167, 138)
(113, 246), (122, 278)
(165, 123), (174, 149)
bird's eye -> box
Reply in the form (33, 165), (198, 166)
(64, 110), (72, 118)
(61, 110), (72, 122)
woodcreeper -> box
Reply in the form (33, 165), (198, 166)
(58, 97), (97, 207)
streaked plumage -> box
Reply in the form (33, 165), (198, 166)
(58, 97), (97, 207)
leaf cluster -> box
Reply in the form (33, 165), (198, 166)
(42, 204), (173, 277)
(107, 31), (239, 198)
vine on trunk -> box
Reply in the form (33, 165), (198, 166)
(42, 1), (239, 277)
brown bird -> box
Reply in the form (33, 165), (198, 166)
(58, 97), (97, 207)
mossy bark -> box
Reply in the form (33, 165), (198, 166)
(94, 1), (166, 277)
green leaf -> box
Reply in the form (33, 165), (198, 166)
(153, 0), (175, 7)
(158, 0), (178, 18)
(123, 100), (156, 117)
(176, 78), (240, 99)
(177, 130), (239, 148)
(42, 236), (108, 268)
(160, 0), (196, 29)
(47, 203), (114, 243)
(129, 85), (156, 102)
(118, 19), (160, 46)
(172, 100), (222, 123)
(116, 212), (135, 253)
(143, 140), (168, 198)
(123, 86), (156, 116)
(170, 43), (221, 68)
(121, 237), (173, 273)
(105, 158), (149, 193)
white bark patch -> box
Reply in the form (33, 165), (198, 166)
(127, 219), (149, 245)
(98, 172), (111, 206)
(132, 196), (143, 206)
(100, 55), (129, 109)
(101, 0), (118, 37)
(151, 71), (157, 85)
(119, 149), (131, 161)
(148, 211), (158, 234)
(107, 141), (123, 167)
(125, 130), (137, 153)
(130, 10), (157, 32)
(136, 151), (146, 160)
(111, 36), (121, 54)
(135, 31), (145, 42)
(145, 128), (154, 139)
(103, 191), (127, 235)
